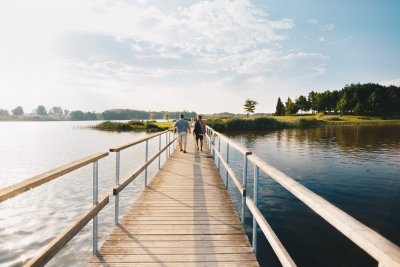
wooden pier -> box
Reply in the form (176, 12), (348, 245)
(88, 135), (259, 266)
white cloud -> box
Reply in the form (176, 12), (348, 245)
(381, 79), (400, 87)
(0, 0), (331, 113)
(307, 18), (335, 31)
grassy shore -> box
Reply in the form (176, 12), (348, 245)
(205, 115), (400, 132)
(94, 120), (173, 132)
(94, 115), (400, 133)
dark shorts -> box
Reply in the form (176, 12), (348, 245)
(195, 133), (203, 141)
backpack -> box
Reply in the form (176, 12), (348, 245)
(194, 120), (202, 134)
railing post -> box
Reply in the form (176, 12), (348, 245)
(225, 143), (229, 188)
(217, 137), (221, 171)
(241, 153), (248, 223)
(158, 135), (161, 169)
(168, 131), (171, 156)
(145, 140), (148, 186)
(165, 132), (168, 160)
(208, 128), (211, 150)
(115, 152), (120, 225)
(92, 161), (99, 255)
(253, 165), (259, 255)
(212, 133), (216, 159)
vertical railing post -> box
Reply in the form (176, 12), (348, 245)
(92, 161), (99, 255)
(253, 165), (259, 255)
(145, 140), (148, 186)
(158, 135), (161, 169)
(115, 152), (120, 225)
(217, 137), (221, 171)
(241, 153), (248, 223)
(165, 132), (168, 160)
(225, 143), (229, 188)
(212, 133), (216, 159)
(168, 131), (171, 156)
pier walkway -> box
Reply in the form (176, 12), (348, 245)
(88, 135), (259, 266)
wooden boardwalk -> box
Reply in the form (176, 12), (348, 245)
(88, 134), (259, 266)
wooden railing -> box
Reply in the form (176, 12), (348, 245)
(109, 130), (177, 225)
(0, 129), (177, 266)
(0, 151), (109, 267)
(206, 126), (400, 267)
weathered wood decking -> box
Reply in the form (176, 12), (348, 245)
(89, 135), (258, 266)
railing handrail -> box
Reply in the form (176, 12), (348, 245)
(212, 142), (294, 265)
(0, 151), (109, 203)
(112, 136), (177, 195)
(248, 153), (400, 266)
(213, 147), (245, 196)
(206, 126), (252, 155)
(24, 196), (109, 267)
(246, 196), (296, 267)
(110, 130), (169, 152)
(206, 126), (400, 267)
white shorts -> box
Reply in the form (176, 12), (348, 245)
(178, 132), (188, 146)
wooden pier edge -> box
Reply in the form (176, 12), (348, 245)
(89, 134), (259, 266)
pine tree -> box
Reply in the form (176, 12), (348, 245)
(275, 97), (285, 116)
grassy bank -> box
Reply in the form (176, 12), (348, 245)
(205, 115), (400, 132)
(94, 120), (173, 132)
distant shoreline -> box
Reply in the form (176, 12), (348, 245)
(205, 115), (400, 132)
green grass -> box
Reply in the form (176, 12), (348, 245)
(94, 120), (173, 132)
(205, 115), (400, 132)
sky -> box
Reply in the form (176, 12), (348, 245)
(1, 0), (400, 114)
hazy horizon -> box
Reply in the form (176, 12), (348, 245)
(1, 0), (400, 114)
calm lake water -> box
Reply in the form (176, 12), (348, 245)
(0, 121), (168, 267)
(0, 122), (399, 266)
(223, 124), (400, 267)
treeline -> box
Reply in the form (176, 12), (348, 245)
(275, 83), (400, 116)
(101, 109), (197, 120)
(0, 105), (196, 121)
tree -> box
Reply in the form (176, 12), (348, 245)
(36, 105), (47, 116)
(0, 109), (9, 118)
(149, 113), (155, 121)
(243, 99), (258, 116)
(12, 106), (24, 116)
(275, 97), (285, 116)
(285, 98), (298, 115)
(295, 95), (310, 112)
(70, 110), (85, 120)
(163, 112), (170, 121)
(49, 106), (63, 116)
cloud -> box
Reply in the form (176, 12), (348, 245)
(0, 0), (331, 113)
(307, 18), (335, 31)
(381, 79), (400, 87)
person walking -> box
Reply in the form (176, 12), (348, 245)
(173, 114), (191, 153)
(193, 115), (206, 151)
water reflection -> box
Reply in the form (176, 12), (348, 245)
(223, 124), (400, 267)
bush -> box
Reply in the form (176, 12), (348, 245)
(206, 116), (321, 132)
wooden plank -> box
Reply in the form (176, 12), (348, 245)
(120, 221), (241, 226)
(90, 135), (258, 266)
(104, 234), (251, 242)
(99, 246), (254, 254)
(88, 261), (259, 267)
(90, 253), (257, 263)
(0, 151), (108, 203)
(101, 240), (249, 248)
(26, 195), (109, 267)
